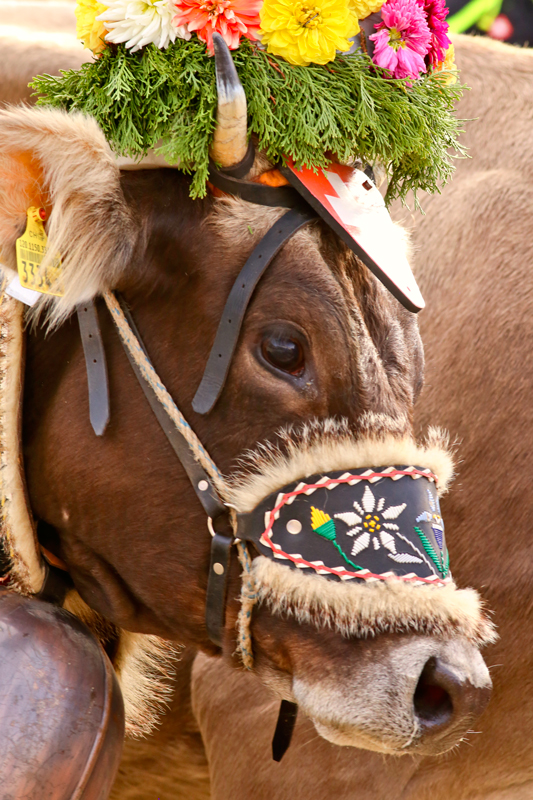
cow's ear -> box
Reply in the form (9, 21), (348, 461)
(0, 107), (136, 324)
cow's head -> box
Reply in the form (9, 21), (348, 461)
(0, 100), (494, 755)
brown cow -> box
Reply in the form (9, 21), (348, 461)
(144, 34), (533, 800)
(0, 14), (496, 800)
(0, 0), (88, 106)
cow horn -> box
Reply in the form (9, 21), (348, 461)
(210, 32), (249, 169)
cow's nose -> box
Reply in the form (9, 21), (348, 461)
(413, 653), (492, 739)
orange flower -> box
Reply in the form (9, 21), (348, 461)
(172, 0), (261, 52)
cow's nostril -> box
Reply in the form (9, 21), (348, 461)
(414, 657), (454, 728)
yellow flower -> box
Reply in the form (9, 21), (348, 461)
(348, 0), (384, 19)
(433, 43), (457, 85)
(260, 0), (360, 66)
(75, 0), (109, 53)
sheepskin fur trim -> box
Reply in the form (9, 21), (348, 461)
(228, 419), (455, 514)
(63, 590), (181, 738)
(0, 106), (135, 325)
(253, 556), (497, 645)
(0, 291), (45, 594)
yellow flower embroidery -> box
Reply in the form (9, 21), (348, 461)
(260, 0), (359, 66)
(75, 0), (109, 53)
(310, 507), (331, 529)
(348, 0), (384, 19)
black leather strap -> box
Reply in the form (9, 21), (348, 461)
(215, 141), (256, 178)
(206, 532), (233, 647)
(77, 301), (110, 436)
(209, 163), (301, 208)
(109, 297), (234, 649)
(192, 205), (316, 415)
(114, 295), (227, 521)
(272, 700), (298, 762)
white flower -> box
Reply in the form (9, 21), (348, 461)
(334, 485), (411, 560)
(97, 0), (190, 52)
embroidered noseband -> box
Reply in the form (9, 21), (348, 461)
(238, 467), (448, 585)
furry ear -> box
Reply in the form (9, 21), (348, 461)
(0, 106), (136, 324)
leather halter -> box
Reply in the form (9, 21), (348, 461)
(65, 165), (320, 649)
(35, 159), (373, 760)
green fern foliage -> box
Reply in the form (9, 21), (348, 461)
(31, 38), (465, 204)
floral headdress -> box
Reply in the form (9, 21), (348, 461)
(33, 0), (459, 202)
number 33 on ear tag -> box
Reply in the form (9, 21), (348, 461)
(15, 207), (63, 297)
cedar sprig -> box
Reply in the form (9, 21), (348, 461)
(31, 38), (465, 205)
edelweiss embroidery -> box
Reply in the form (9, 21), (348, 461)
(240, 465), (451, 585)
(334, 485), (425, 566)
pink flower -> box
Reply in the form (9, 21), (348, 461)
(417, 0), (451, 65)
(172, 0), (261, 53)
(370, 0), (431, 81)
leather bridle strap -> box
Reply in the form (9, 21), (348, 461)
(77, 301), (110, 437)
(208, 162), (301, 208)
(115, 295), (226, 520)
(110, 295), (234, 648)
(192, 205), (316, 415)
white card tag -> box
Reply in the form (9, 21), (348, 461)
(5, 275), (41, 307)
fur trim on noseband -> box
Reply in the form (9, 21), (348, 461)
(229, 421), (495, 651)
(228, 420), (456, 514)
(252, 557), (496, 645)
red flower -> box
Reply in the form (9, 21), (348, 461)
(416, 0), (451, 66)
(172, 0), (261, 53)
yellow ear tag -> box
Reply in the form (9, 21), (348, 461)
(16, 207), (63, 297)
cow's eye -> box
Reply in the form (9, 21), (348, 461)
(261, 335), (305, 376)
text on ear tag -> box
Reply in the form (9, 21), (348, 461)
(15, 207), (63, 297)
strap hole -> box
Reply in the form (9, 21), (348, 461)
(93, 359), (97, 363)
(88, 334), (92, 338)
(242, 284), (246, 288)
(218, 354), (222, 358)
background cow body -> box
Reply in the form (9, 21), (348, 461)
(0, 0), (87, 105)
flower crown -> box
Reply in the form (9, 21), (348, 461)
(32, 0), (460, 202)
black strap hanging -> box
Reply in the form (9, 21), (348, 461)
(272, 700), (299, 762)
(77, 301), (110, 436)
